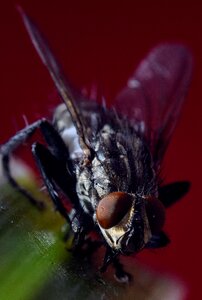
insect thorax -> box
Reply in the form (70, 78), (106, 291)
(53, 103), (157, 222)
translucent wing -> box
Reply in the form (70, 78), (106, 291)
(18, 7), (91, 159)
(114, 44), (192, 167)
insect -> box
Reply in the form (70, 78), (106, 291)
(0, 8), (192, 282)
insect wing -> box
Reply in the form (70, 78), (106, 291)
(18, 7), (91, 158)
(114, 44), (192, 167)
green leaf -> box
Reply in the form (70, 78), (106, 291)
(0, 181), (121, 300)
(0, 180), (186, 300)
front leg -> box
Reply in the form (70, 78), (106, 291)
(1, 119), (46, 207)
(1, 119), (74, 208)
(32, 142), (92, 239)
(100, 247), (131, 282)
(113, 257), (132, 283)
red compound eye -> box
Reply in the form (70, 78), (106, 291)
(96, 192), (133, 229)
(145, 196), (166, 234)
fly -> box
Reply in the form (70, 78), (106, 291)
(0, 7), (192, 282)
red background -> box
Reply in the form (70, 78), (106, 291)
(0, 1), (201, 299)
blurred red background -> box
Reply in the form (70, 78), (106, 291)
(0, 1), (201, 299)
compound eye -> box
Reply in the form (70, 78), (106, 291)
(96, 192), (133, 229)
(145, 196), (166, 234)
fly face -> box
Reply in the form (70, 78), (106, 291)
(96, 192), (152, 254)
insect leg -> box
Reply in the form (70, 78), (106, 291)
(100, 247), (131, 282)
(159, 181), (190, 208)
(32, 142), (93, 235)
(145, 231), (170, 249)
(36, 122), (97, 245)
(32, 142), (71, 220)
(1, 119), (47, 208)
(113, 257), (132, 283)
(35, 120), (88, 210)
(1, 118), (74, 208)
(38, 120), (70, 164)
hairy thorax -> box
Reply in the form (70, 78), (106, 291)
(53, 103), (156, 219)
